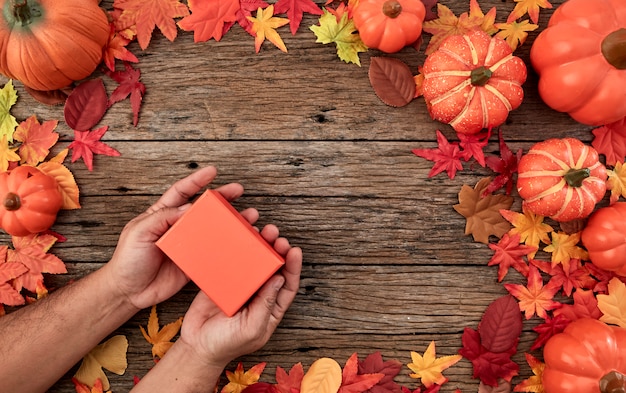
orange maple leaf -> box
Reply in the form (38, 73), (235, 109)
(72, 378), (110, 393)
(407, 341), (462, 388)
(504, 265), (561, 319)
(338, 353), (384, 393)
(113, 0), (190, 50)
(102, 23), (139, 71)
(221, 362), (266, 393)
(13, 115), (59, 166)
(139, 304), (183, 359)
(494, 20), (538, 51)
(453, 177), (513, 244)
(543, 231), (588, 271)
(0, 245), (28, 306)
(422, 0), (497, 54)
(8, 233), (66, 293)
(500, 206), (553, 258)
(607, 161), (626, 204)
(507, 0), (552, 24)
(597, 277), (626, 329)
(177, 0), (240, 42)
(513, 353), (544, 393)
(247, 5), (290, 53)
(37, 160), (81, 210)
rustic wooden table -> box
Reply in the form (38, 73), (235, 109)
(3, 0), (596, 391)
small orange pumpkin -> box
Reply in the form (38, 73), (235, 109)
(0, 0), (109, 91)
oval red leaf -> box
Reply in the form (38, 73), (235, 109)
(368, 57), (416, 108)
(478, 295), (522, 353)
(64, 78), (108, 131)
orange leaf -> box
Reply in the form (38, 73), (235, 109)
(542, 231), (588, 271)
(72, 378), (109, 393)
(301, 358), (342, 393)
(494, 20), (538, 51)
(513, 353), (544, 392)
(453, 177), (513, 244)
(8, 233), (66, 293)
(338, 353), (384, 393)
(607, 162), (626, 204)
(177, 0), (240, 42)
(102, 23), (139, 72)
(13, 115), (59, 166)
(597, 277), (626, 328)
(504, 265), (560, 319)
(246, 5), (290, 53)
(113, 0), (190, 50)
(222, 362), (267, 393)
(0, 134), (20, 172)
(74, 335), (128, 391)
(506, 0), (552, 24)
(139, 304), (183, 359)
(500, 206), (553, 258)
(407, 341), (462, 388)
(37, 161), (81, 210)
(0, 245), (27, 306)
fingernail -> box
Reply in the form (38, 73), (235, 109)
(274, 276), (285, 290)
(178, 203), (192, 211)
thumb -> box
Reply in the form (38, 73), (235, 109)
(246, 275), (285, 328)
(134, 204), (192, 241)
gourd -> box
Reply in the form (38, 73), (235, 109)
(543, 318), (626, 393)
(581, 202), (626, 276)
(353, 0), (426, 53)
(0, 0), (110, 91)
(421, 29), (527, 134)
(0, 166), (63, 236)
(530, 0), (626, 126)
(516, 138), (607, 222)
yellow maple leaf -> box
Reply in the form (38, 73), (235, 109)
(247, 5), (290, 53)
(423, 0), (497, 55)
(507, 0), (552, 24)
(310, 9), (367, 66)
(139, 304), (183, 359)
(543, 231), (588, 271)
(74, 335), (128, 391)
(0, 134), (20, 172)
(514, 353), (545, 393)
(607, 162), (626, 204)
(0, 80), (18, 143)
(495, 20), (538, 51)
(500, 206), (553, 258)
(598, 277), (626, 329)
(407, 341), (462, 388)
(221, 362), (266, 393)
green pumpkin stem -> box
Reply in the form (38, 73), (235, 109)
(382, 0), (402, 18)
(9, 0), (40, 26)
(470, 66), (493, 86)
(600, 371), (626, 393)
(602, 28), (626, 70)
(564, 168), (590, 187)
(3, 193), (21, 211)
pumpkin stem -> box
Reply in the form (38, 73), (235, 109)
(8, 0), (41, 26)
(564, 168), (590, 187)
(3, 193), (21, 211)
(382, 0), (402, 18)
(600, 371), (626, 393)
(470, 66), (493, 86)
(602, 28), (626, 70)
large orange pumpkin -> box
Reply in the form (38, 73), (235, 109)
(0, 0), (109, 91)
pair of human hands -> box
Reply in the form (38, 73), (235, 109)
(103, 166), (302, 368)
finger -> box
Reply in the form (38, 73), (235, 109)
(260, 224), (279, 244)
(148, 166), (218, 213)
(240, 208), (259, 226)
(133, 205), (192, 242)
(274, 247), (302, 316)
(246, 274), (285, 331)
(215, 183), (245, 202)
(273, 237), (291, 256)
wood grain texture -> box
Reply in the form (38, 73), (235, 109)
(0, 0), (588, 391)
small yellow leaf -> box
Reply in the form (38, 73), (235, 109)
(222, 362), (267, 393)
(407, 341), (462, 388)
(494, 20), (539, 51)
(607, 162), (626, 204)
(500, 206), (553, 258)
(0, 80), (18, 142)
(139, 304), (183, 359)
(74, 335), (128, 390)
(301, 357), (342, 393)
(543, 231), (588, 271)
(246, 5), (289, 53)
(598, 277), (626, 328)
(0, 134), (20, 172)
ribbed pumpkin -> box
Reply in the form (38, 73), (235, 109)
(0, 0), (109, 91)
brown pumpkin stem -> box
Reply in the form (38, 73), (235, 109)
(600, 371), (626, 393)
(9, 0), (42, 26)
(470, 66), (493, 86)
(382, 0), (402, 18)
(564, 168), (590, 187)
(3, 193), (21, 211)
(602, 28), (626, 70)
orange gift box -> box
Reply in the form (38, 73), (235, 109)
(156, 189), (285, 317)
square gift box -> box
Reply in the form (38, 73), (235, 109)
(156, 189), (285, 316)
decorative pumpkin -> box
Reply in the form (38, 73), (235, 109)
(582, 202), (626, 276)
(421, 29), (527, 134)
(0, 0), (109, 91)
(530, 0), (626, 126)
(516, 138), (607, 222)
(0, 166), (63, 237)
(353, 0), (426, 53)
(543, 318), (626, 393)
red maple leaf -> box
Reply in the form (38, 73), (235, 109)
(273, 0), (323, 35)
(585, 263), (617, 294)
(339, 353), (385, 393)
(114, 0), (190, 49)
(103, 23), (139, 71)
(483, 130), (522, 196)
(242, 383), (279, 393)
(420, 0), (439, 21)
(275, 363), (303, 393)
(7, 234), (66, 293)
(530, 258), (596, 296)
(177, 0), (240, 42)
(552, 288), (601, 321)
(504, 265), (561, 319)
(68, 126), (121, 171)
(591, 116), (626, 166)
(530, 313), (570, 350)
(106, 62), (146, 126)
(412, 130), (465, 179)
(358, 352), (403, 393)
(224, 0), (270, 36)
(458, 327), (519, 387)
(0, 246), (28, 306)
(487, 233), (535, 282)
(458, 129), (490, 167)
